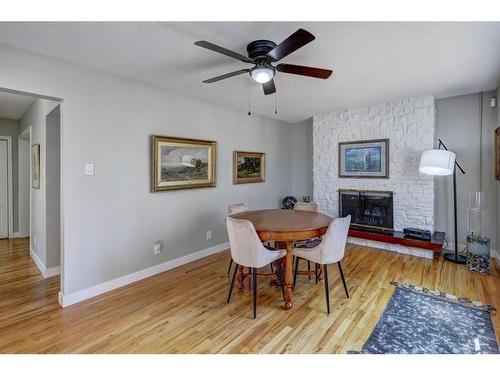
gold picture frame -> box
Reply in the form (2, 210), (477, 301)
(151, 135), (216, 192)
(233, 151), (265, 184)
(32, 143), (40, 189)
(496, 127), (500, 180)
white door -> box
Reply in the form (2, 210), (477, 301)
(0, 139), (8, 238)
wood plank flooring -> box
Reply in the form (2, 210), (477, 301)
(0, 238), (499, 353)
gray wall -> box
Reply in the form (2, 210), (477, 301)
(20, 98), (59, 267)
(0, 117), (19, 233)
(435, 92), (497, 248)
(497, 85), (500, 253)
(18, 131), (30, 236)
(0, 44), (309, 296)
(46, 106), (61, 268)
(291, 118), (313, 199)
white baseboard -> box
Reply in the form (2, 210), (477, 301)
(30, 247), (45, 276)
(58, 241), (230, 308)
(10, 232), (28, 238)
(30, 247), (61, 279)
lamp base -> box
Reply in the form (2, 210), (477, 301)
(443, 252), (467, 264)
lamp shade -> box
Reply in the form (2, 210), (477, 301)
(419, 149), (456, 176)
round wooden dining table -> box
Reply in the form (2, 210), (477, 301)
(229, 209), (333, 309)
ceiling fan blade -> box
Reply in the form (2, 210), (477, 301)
(195, 41), (254, 63)
(262, 79), (276, 95)
(266, 29), (316, 62)
(202, 69), (250, 83)
(276, 64), (333, 79)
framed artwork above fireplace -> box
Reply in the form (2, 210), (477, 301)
(338, 138), (389, 178)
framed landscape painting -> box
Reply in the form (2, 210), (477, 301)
(32, 143), (40, 189)
(338, 139), (389, 178)
(151, 135), (216, 192)
(233, 151), (265, 184)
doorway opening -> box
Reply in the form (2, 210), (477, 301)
(0, 87), (63, 304)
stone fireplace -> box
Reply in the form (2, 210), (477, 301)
(313, 95), (437, 259)
(339, 190), (393, 233)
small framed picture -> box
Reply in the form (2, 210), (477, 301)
(32, 143), (40, 189)
(233, 151), (265, 184)
(338, 139), (389, 178)
(151, 135), (216, 192)
(496, 127), (500, 180)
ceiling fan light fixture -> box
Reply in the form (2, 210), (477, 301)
(250, 65), (275, 83)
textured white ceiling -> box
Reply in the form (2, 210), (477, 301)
(0, 22), (499, 123)
(0, 91), (35, 120)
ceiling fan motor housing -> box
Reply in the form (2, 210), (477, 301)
(246, 40), (277, 61)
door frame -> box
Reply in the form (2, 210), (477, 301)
(0, 135), (14, 238)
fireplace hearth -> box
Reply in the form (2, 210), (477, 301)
(339, 189), (394, 233)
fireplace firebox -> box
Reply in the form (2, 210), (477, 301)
(339, 189), (394, 233)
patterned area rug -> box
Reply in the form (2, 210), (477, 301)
(354, 282), (499, 354)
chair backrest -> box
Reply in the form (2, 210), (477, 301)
(294, 202), (318, 212)
(226, 216), (269, 268)
(318, 215), (351, 264)
(228, 202), (250, 215)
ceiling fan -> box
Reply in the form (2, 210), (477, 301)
(194, 28), (333, 96)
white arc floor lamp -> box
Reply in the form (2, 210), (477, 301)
(419, 139), (466, 264)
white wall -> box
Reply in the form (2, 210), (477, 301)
(0, 43), (309, 298)
(435, 92), (497, 249)
(313, 96), (436, 232)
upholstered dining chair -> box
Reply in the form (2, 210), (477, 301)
(226, 217), (286, 319)
(227, 203), (250, 275)
(292, 215), (351, 314)
(293, 201), (320, 277)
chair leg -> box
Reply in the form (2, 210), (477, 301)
(323, 264), (330, 314)
(293, 256), (300, 287)
(227, 258), (233, 275)
(252, 267), (257, 319)
(227, 263), (238, 303)
(315, 263), (318, 284)
(307, 261), (311, 280)
(338, 261), (349, 298)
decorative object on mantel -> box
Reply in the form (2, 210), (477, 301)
(419, 139), (466, 264)
(151, 135), (216, 192)
(495, 127), (500, 180)
(338, 139), (389, 178)
(466, 191), (490, 274)
(349, 282), (498, 354)
(282, 196), (297, 210)
(233, 151), (265, 184)
(31, 143), (40, 189)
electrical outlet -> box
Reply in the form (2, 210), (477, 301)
(33, 235), (37, 246)
(153, 242), (161, 255)
(206, 230), (212, 240)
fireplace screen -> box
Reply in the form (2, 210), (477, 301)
(339, 190), (393, 232)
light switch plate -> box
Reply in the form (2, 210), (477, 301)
(85, 163), (94, 176)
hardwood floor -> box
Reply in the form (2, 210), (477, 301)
(1, 237), (499, 353)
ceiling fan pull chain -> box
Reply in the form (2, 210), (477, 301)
(248, 82), (252, 116)
(274, 91), (278, 115)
